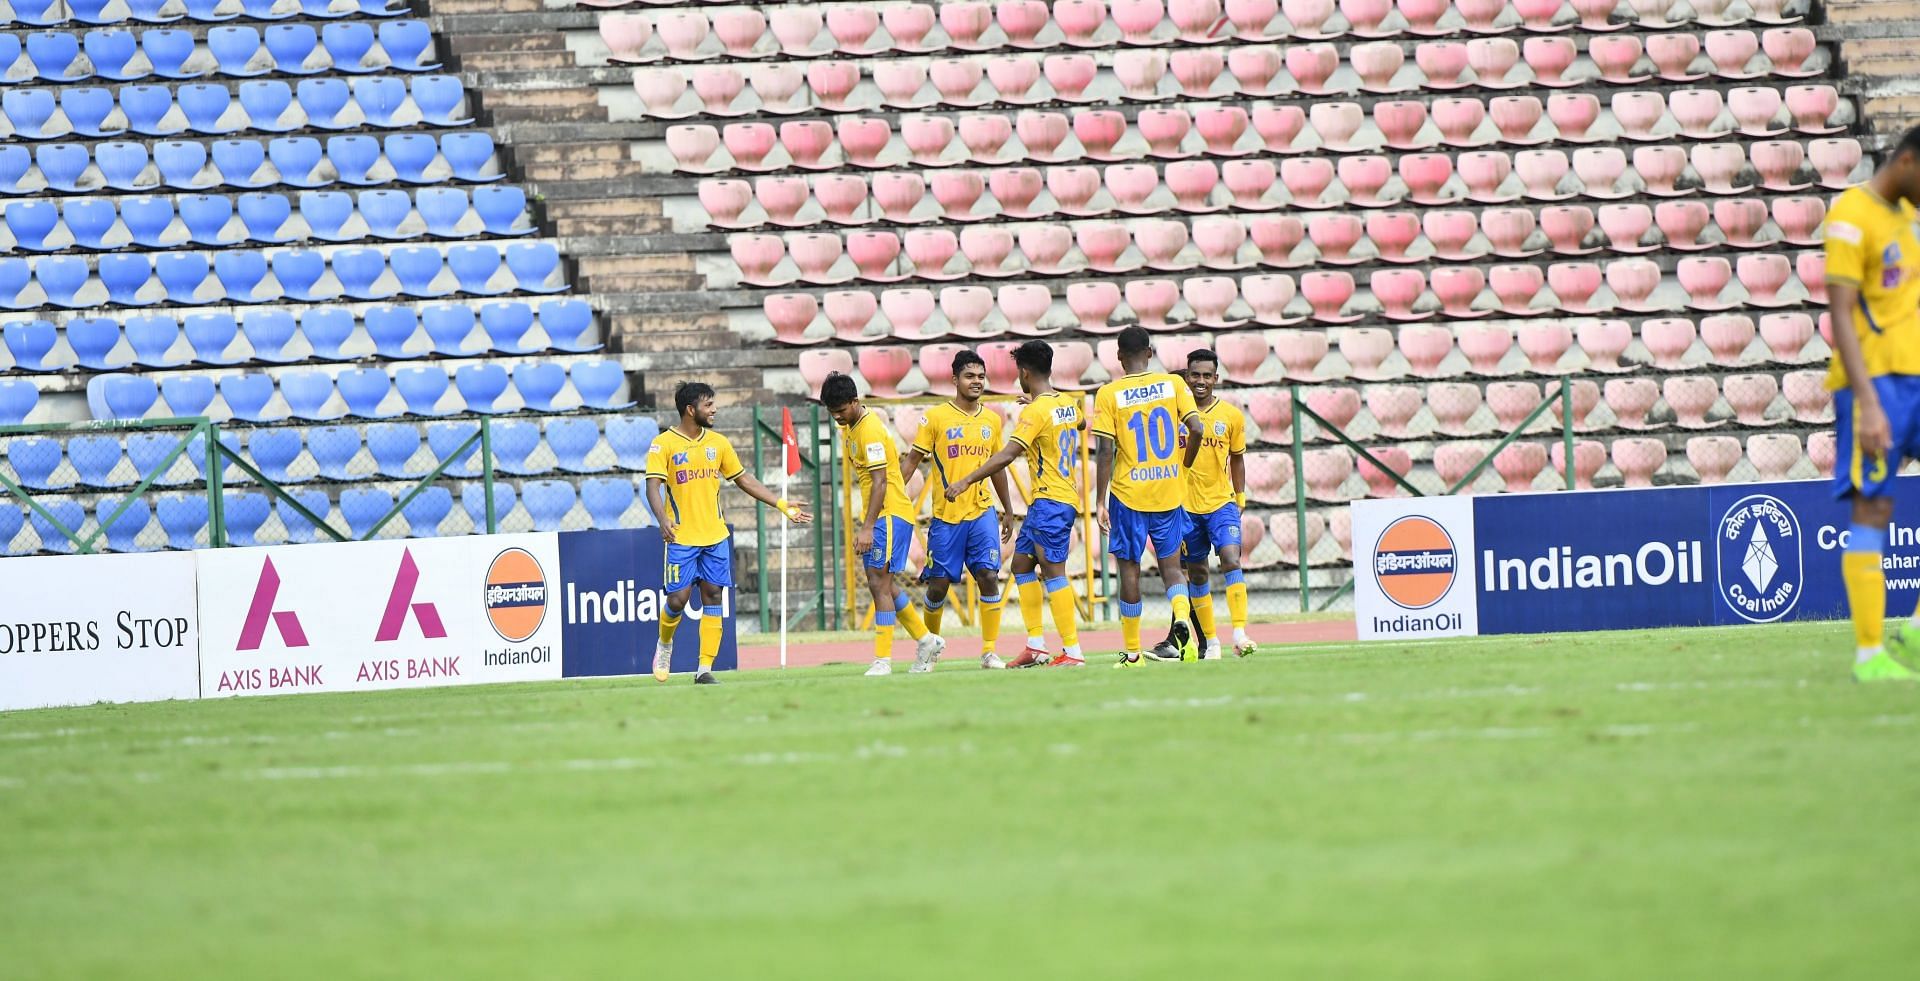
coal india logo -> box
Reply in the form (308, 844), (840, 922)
(1373, 515), (1458, 610)
(484, 548), (549, 643)
(1716, 495), (1803, 623)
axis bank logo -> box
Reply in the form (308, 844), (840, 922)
(237, 549), (447, 651)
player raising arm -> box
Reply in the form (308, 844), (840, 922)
(1179, 350), (1256, 659)
(645, 382), (812, 686)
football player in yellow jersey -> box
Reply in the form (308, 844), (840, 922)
(1178, 350), (1256, 660)
(945, 340), (1090, 667)
(645, 382), (812, 685)
(900, 351), (1016, 670)
(1825, 127), (1920, 683)
(1092, 326), (1206, 667)
(820, 372), (942, 677)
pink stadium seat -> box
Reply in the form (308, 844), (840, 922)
(1738, 254), (1793, 307)
(750, 65), (806, 113)
(999, 1), (1051, 47)
(1397, 325), (1453, 376)
(1458, 151), (1512, 202)
(1171, 49), (1226, 97)
(1655, 199), (1711, 249)
(979, 341), (1022, 393)
(699, 179), (752, 228)
(1352, 42), (1404, 93)
(1701, 313), (1756, 364)
(1076, 222), (1133, 272)
(1230, 45), (1283, 93)
(872, 173), (924, 222)
(1487, 380), (1543, 431)
(658, 13), (709, 60)
(1397, 153), (1451, 204)
(1799, 251), (1827, 304)
(1304, 387), (1360, 441)
(1428, 382), (1484, 435)
(1671, 88), (1728, 138)
(1415, 40), (1469, 87)
(1424, 209), (1479, 260)
(1359, 445), (1413, 497)
(1715, 197), (1767, 247)
(755, 176), (808, 225)
(788, 233), (845, 284)
(826, 290), (881, 341)
(1462, 322), (1516, 372)
(769, 7), (823, 56)
(1244, 392), (1292, 446)
(1458, 0), (1506, 33)
(1808, 431), (1836, 478)
(1760, 313), (1816, 362)
(1692, 142), (1748, 193)
(1751, 140), (1807, 190)
(1340, 155), (1392, 204)
(1301, 271), (1358, 323)
(1288, 44), (1340, 94)
(1301, 449), (1353, 503)
(858, 346), (912, 397)
(920, 343), (965, 396)
(1612, 92), (1666, 141)
(1578, 319), (1632, 371)
(1309, 102), (1364, 151)
(1679, 256), (1733, 310)
(1596, 204), (1652, 253)
(1489, 264), (1544, 316)
(1782, 369), (1832, 423)
(764, 293), (820, 345)
(1370, 269), (1425, 320)
(1281, 157), (1335, 207)
(775, 120), (831, 169)
(1520, 321), (1574, 372)
(1707, 29), (1760, 77)
(1731, 86), (1786, 135)
(730, 233), (786, 286)
(1068, 281), (1122, 332)
(1525, 37), (1578, 86)
(1551, 439), (1607, 490)
(1605, 378), (1661, 428)
(1484, 207), (1538, 257)
(1611, 438), (1667, 488)
(1764, 27), (1818, 75)
(1274, 330), (1329, 379)
(1253, 104), (1306, 151)
(905, 229), (960, 279)
(960, 114), (1016, 162)
(713, 11), (766, 57)
(1746, 433), (1801, 481)
(1495, 443), (1548, 493)
(1469, 37), (1521, 88)
(1050, 340), (1094, 389)
(1246, 450), (1295, 504)
(1687, 435), (1742, 484)
(601, 14), (653, 63)
(1517, 149), (1570, 200)
(1809, 138), (1861, 188)
(1433, 443), (1488, 494)
(1642, 317), (1697, 368)
(633, 68), (689, 116)
(668, 124), (722, 171)
(1018, 111), (1072, 160)
(1606, 258), (1662, 312)
(1243, 274), (1300, 324)
(1335, 327), (1391, 379)
(940, 286), (997, 336)
(1430, 265), (1485, 317)
(998, 284), (1054, 335)
(1019, 224), (1072, 274)
(1551, 379), (1602, 432)
(1433, 97), (1487, 146)
(883, 288), (938, 339)
(1308, 214), (1363, 263)
(799, 348), (853, 398)
(1250, 215), (1304, 265)
(817, 175), (870, 224)
(1215, 332), (1269, 380)
(1185, 277), (1243, 327)
(885, 3), (938, 51)
(1543, 205), (1597, 254)
(1664, 375), (1719, 428)
(1123, 279), (1179, 328)
(932, 170), (986, 220)
(1548, 92), (1602, 142)
(1194, 216), (1248, 267)
(1367, 385), (1419, 436)
(1786, 84), (1841, 133)
(1591, 35), (1645, 83)
(1724, 374), (1779, 426)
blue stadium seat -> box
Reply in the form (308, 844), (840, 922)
(208, 26), (265, 77)
(270, 136), (325, 187)
(264, 25), (319, 74)
(0, 505), (21, 556)
(300, 306), (353, 360)
(441, 132), (501, 183)
(365, 303), (419, 358)
(341, 487), (393, 539)
(447, 244), (503, 296)
(0, 378), (39, 424)
(224, 491), (270, 546)
(99, 373), (159, 420)
(97, 141), (151, 191)
(307, 424), (360, 479)
(426, 421), (479, 477)
(242, 308), (298, 362)
(324, 22), (376, 73)
(367, 422), (422, 477)
(277, 488), (333, 543)
(151, 251), (206, 304)
(338, 367), (393, 418)
(270, 248), (329, 302)
(185, 0), (239, 21)
(239, 79), (294, 132)
(481, 301), (538, 354)
(59, 87), (118, 137)
(84, 30), (141, 82)
(155, 139), (209, 189)
(245, 428), (302, 482)
(102, 253), (157, 305)
(238, 192), (292, 243)
(0, 258), (26, 309)
(121, 84), (180, 136)
(180, 83), (237, 134)
(0, 146), (33, 194)
(27, 32), (80, 82)
(328, 134), (380, 185)
(8, 436), (66, 489)
(40, 143), (92, 196)
(70, 434), (131, 487)
(218, 372), (279, 422)
(186, 312), (243, 364)
(296, 78), (351, 130)
(98, 497), (152, 552)
(352, 75), (406, 128)
(416, 187), (467, 238)
(158, 494), (208, 549)
(402, 485), (451, 538)
(31, 499), (87, 554)
(361, 0), (409, 17)
(302, 0), (355, 20)
(213, 249), (268, 302)
(394, 365), (448, 415)
(359, 188), (414, 240)
(474, 186), (531, 237)
(180, 193), (234, 245)
(127, 0), (180, 24)
(412, 75), (470, 125)
(490, 420), (541, 475)
(299, 190), (354, 242)
(126, 313), (184, 366)
(128, 432), (188, 486)
(37, 255), (93, 308)
(3, 319), (57, 371)
(143, 29), (198, 80)
(380, 21), (439, 72)
(0, 35), (18, 81)
(6, 200), (58, 250)
(12, 0), (64, 29)
(453, 362), (508, 413)
(243, 0), (298, 21)
(67, 317), (124, 369)
(581, 478), (635, 530)
(159, 374), (215, 416)
(121, 195), (174, 247)
(461, 480), (513, 531)
(63, 198), (118, 249)
(280, 370), (339, 420)
(383, 132), (437, 184)
(422, 303), (474, 355)
(508, 242), (567, 294)
(3, 89), (58, 139)
(512, 361), (567, 411)
(214, 139), (270, 188)
(334, 246), (392, 300)
(390, 246), (448, 298)
(523, 480), (576, 532)
(547, 418), (605, 473)
(187, 429), (242, 485)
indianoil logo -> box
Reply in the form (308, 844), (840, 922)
(1372, 516), (1458, 610)
(483, 548), (548, 643)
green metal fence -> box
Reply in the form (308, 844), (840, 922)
(750, 404), (845, 633)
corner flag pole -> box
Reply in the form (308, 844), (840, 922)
(780, 408), (800, 669)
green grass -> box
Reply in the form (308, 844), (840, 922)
(4, 621), (1918, 980)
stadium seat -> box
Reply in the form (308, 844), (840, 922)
(0, 379), (39, 425)
(242, 308), (298, 362)
(461, 480), (513, 531)
(85, 31), (140, 81)
(401, 485), (452, 538)
(99, 374), (160, 420)
(297, 306), (351, 360)
(238, 192), (292, 243)
(416, 187), (468, 238)
(0, 258), (26, 308)
(31, 499), (86, 554)
(271, 249), (330, 302)
(6, 200), (58, 251)
(581, 478), (635, 530)
(606, 416), (658, 470)
(121, 84), (180, 136)
(97, 497), (152, 552)
(224, 491), (270, 546)
(546, 418), (604, 473)
(276, 488), (333, 543)
(390, 246), (448, 297)
(352, 76), (406, 128)
(394, 365), (450, 415)
(246, 428), (303, 482)
(511, 362), (566, 411)
(281, 370), (340, 420)
(213, 250), (267, 302)
(127, 314), (184, 367)
(384, 133), (437, 183)
(366, 304), (420, 358)
(209, 26), (266, 77)
(300, 190), (354, 241)
(157, 494), (208, 549)
(103, 253), (160, 305)
(120, 195), (174, 246)
(296, 78), (351, 129)
(423, 303), (476, 355)
(447, 244), (504, 296)
(185, 429), (240, 484)
(367, 422), (424, 478)
(491, 420), (542, 475)
(542, 299), (600, 352)
(341, 487), (394, 538)
(244, 0), (298, 20)
(338, 367), (395, 418)
(441, 132), (501, 182)
(506, 242), (566, 293)
(381, 22), (439, 72)
(307, 424), (360, 480)
(453, 363), (508, 412)
(159, 375), (216, 416)
(473, 186), (531, 236)
(0, 505), (20, 555)
(63, 198), (118, 249)
(68, 435), (128, 488)
(3, 89), (57, 139)
(127, 432), (188, 486)
(272, 136), (325, 186)
(523, 480), (576, 532)
(426, 421), (480, 477)
(27, 32), (80, 82)
(144, 30), (198, 79)
(334, 246), (391, 300)
(3, 320), (57, 371)
(155, 139), (210, 189)
(360, 189), (414, 240)
(324, 22), (376, 73)
(571, 361), (633, 409)
(8, 437), (66, 489)
(220, 139), (277, 188)
(180, 83), (238, 134)
(412, 75), (470, 125)
(481, 301), (537, 354)
(60, 87), (116, 136)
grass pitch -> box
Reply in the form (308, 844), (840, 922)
(3, 621), (1918, 980)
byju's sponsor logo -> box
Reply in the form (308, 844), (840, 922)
(1373, 515), (1457, 610)
(1716, 494), (1803, 623)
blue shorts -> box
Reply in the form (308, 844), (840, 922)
(1834, 375), (1920, 500)
(923, 511), (1001, 582)
(1107, 495), (1189, 562)
(665, 540), (733, 591)
(864, 514), (912, 573)
(1181, 503), (1243, 562)
(1015, 498), (1077, 564)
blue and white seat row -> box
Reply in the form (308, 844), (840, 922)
(2, 0), (407, 28)
(3, 415), (662, 488)
(0, 241), (567, 307)
(0, 75), (470, 139)
(0, 21), (437, 81)
(3, 299), (597, 372)
(82, 358), (631, 421)
(2, 132), (504, 194)
(2, 186), (531, 250)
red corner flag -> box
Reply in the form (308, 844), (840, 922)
(780, 407), (801, 476)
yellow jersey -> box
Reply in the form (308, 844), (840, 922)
(1824, 186), (1920, 389)
(840, 408), (915, 521)
(644, 427), (744, 547)
(1182, 397), (1247, 514)
(1092, 371), (1199, 513)
(911, 401), (1004, 523)
(1008, 392), (1083, 507)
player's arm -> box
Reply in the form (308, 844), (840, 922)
(899, 446), (925, 482)
(945, 440), (1020, 499)
(1824, 213), (1887, 455)
(990, 466), (1015, 541)
(728, 470), (812, 524)
(1093, 435), (1115, 533)
(1229, 450), (1247, 507)
(853, 464), (887, 554)
(644, 476), (676, 544)
(1174, 377), (1203, 468)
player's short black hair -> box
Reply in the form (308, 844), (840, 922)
(819, 372), (859, 409)
(1116, 325), (1152, 358)
(675, 381), (715, 417)
(1012, 339), (1053, 376)
(951, 350), (987, 377)
(1897, 125), (1920, 162)
(1187, 349), (1219, 371)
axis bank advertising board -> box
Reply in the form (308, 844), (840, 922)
(1354, 478), (1902, 640)
(196, 534), (564, 698)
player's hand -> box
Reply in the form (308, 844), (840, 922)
(943, 477), (969, 502)
(1857, 397), (1893, 458)
(783, 501), (813, 525)
(853, 522), (874, 555)
(1014, 393), (1033, 406)
(660, 519), (677, 544)
(1097, 503), (1110, 534)
(999, 511), (1014, 543)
